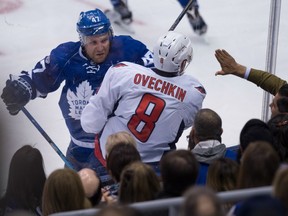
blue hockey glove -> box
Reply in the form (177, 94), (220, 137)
(1, 75), (32, 115)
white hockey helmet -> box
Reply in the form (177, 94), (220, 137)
(153, 31), (193, 75)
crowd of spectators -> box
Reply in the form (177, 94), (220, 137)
(2, 106), (288, 216)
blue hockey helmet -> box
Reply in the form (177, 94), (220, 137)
(77, 9), (113, 39)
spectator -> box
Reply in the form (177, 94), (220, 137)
(179, 186), (225, 216)
(106, 143), (141, 183)
(214, 49), (288, 118)
(237, 118), (274, 162)
(81, 31), (206, 177)
(207, 157), (239, 192)
(227, 141), (280, 216)
(105, 131), (136, 158)
(235, 195), (286, 216)
(206, 157), (239, 212)
(101, 143), (141, 204)
(118, 161), (161, 204)
(273, 165), (288, 212)
(237, 141), (280, 189)
(1, 8), (153, 186)
(268, 113), (288, 162)
(158, 149), (199, 198)
(42, 168), (91, 216)
(187, 108), (237, 184)
(0, 145), (46, 216)
(78, 168), (102, 206)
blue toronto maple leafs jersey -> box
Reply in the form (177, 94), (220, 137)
(21, 35), (153, 146)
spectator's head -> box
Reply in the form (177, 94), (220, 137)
(277, 97), (288, 113)
(106, 143), (141, 182)
(237, 141), (280, 189)
(153, 31), (193, 76)
(119, 161), (161, 204)
(206, 157), (239, 192)
(76, 9), (113, 63)
(238, 118), (273, 162)
(188, 108), (223, 149)
(105, 131), (136, 158)
(273, 165), (288, 211)
(2, 145), (46, 214)
(270, 84), (288, 117)
(160, 149), (199, 197)
(180, 186), (224, 216)
(268, 113), (288, 161)
(78, 168), (102, 206)
(42, 168), (91, 216)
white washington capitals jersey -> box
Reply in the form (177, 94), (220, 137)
(81, 61), (206, 163)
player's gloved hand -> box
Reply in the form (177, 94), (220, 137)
(1, 75), (32, 115)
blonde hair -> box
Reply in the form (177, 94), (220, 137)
(106, 131), (136, 157)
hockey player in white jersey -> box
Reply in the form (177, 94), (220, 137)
(81, 31), (206, 173)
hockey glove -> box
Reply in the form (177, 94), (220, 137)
(1, 74), (33, 115)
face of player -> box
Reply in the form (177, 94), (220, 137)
(270, 93), (281, 118)
(83, 33), (110, 64)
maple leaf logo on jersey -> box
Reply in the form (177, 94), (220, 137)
(67, 81), (93, 120)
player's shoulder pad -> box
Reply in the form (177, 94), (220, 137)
(52, 41), (80, 60)
(55, 41), (80, 52)
(113, 35), (143, 47)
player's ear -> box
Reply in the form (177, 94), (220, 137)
(179, 59), (187, 75)
(180, 59), (187, 72)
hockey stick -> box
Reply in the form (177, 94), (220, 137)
(169, 0), (194, 31)
(21, 107), (75, 170)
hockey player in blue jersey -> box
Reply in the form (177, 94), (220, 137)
(177, 0), (207, 35)
(110, 0), (132, 23)
(1, 9), (153, 186)
(110, 0), (207, 35)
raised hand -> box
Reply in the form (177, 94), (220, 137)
(214, 49), (246, 77)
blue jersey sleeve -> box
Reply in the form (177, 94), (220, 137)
(28, 42), (80, 96)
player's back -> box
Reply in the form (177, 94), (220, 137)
(100, 62), (206, 163)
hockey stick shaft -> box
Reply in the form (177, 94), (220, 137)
(169, 0), (194, 31)
(21, 107), (74, 170)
